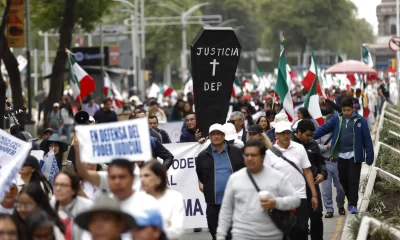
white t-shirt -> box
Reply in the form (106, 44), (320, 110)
(61, 108), (74, 125)
(83, 181), (102, 200)
(157, 189), (184, 240)
(264, 141), (311, 199)
(98, 163), (141, 192)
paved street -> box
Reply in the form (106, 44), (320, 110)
(182, 185), (346, 240)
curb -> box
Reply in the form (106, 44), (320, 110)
(356, 217), (400, 240)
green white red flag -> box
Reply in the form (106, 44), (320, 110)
(67, 49), (96, 102)
(274, 38), (294, 121)
(103, 72), (124, 108)
(301, 48), (327, 98)
(304, 77), (324, 126)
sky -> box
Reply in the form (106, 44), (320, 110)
(350, 0), (381, 34)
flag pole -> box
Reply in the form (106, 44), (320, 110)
(66, 48), (83, 109)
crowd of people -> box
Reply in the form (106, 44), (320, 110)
(2, 75), (393, 240)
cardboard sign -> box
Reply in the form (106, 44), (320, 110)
(0, 129), (31, 202)
(74, 118), (152, 163)
(191, 27), (241, 136)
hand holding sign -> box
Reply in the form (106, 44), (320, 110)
(191, 27), (242, 136)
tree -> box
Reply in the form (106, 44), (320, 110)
(30, 0), (113, 118)
(259, 0), (373, 65)
(0, 0), (12, 130)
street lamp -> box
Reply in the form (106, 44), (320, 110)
(155, 2), (211, 82)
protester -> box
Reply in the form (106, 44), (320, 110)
(0, 214), (24, 240)
(182, 102), (193, 118)
(51, 171), (92, 240)
(132, 209), (168, 240)
(17, 156), (53, 197)
(25, 209), (64, 240)
(148, 100), (167, 123)
(46, 103), (63, 135)
(295, 107), (319, 129)
(148, 115), (171, 144)
(83, 98), (100, 117)
(263, 113), (319, 240)
(180, 113), (205, 143)
(171, 100), (184, 121)
(241, 107), (255, 130)
(40, 134), (72, 171)
(292, 119), (327, 239)
(75, 194), (136, 240)
(60, 102), (75, 145)
(0, 182), (18, 214)
(196, 123), (245, 240)
(355, 88), (369, 118)
(93, 99), (118, 123)
(42, 128), (56, 141)
(217, 140), (300, 240)
(246, 124), (272, 149)
(313, 97), (374, 214)
(316, 114), (346, 218)
(140, 161), (184, 240)
(228, 111), (247, 143)
(232, 95), (255, 115)
(14, 182), (64, 234)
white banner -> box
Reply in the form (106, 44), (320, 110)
(75, 118), (152, 163)
(162, 142), (208, 229)
(0, 129), (32, 202)
(159, 121), (184, 143)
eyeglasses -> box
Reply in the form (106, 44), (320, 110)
(15, 202), (35, 210)
(53, 183), (71, 189)
(227, 120), (236, 124)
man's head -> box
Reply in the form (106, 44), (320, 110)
(103, 99), (112, 111)
(149, 101), (158, 112)
(52, 102), (59, 111)
(148, 115), (158, 129)
(107, 159), (134, 200)
(243, 140), (266, 174)
(132, 210), (164, 240)
(1, 182), (18, 209)
(185, 113), (196, 131)
(355, 88), (362, 98)
(209, 124), (225, 146)
(272, 113), (292, 148)
(229, 111), (244, 132)
(247, 124), (263, 141)
(295, 119), (315, 144)
(341, 97), (354, 118)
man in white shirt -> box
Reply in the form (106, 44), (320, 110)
(264, 113), (318, 240)
(74, 143), (160, 240)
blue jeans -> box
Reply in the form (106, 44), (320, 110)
(61, 124), (74, 145)
(321, 160), (345, 213)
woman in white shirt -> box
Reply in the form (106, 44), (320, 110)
(140, 161), (184, 240)
(60, 105), (75, 145)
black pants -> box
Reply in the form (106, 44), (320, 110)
(338, 158), (362, 206)
(307, 185), (324, 240)
(206, 204), (231, 240)
(289, 199), (309, 240)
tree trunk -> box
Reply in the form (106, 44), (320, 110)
(2, 38), (26, 126)
(0, 0), (13, 130)
(45, 0), (77, 119)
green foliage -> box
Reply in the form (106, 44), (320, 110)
(380, 120), (400, 149)
(376, 146), (400, 178)
(31, 0), (114, 32)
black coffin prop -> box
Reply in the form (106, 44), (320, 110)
(191, 27), (242, 137)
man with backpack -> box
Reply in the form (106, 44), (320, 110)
(47, 102), (63, 135)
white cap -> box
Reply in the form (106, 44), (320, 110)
(271, 113), (292, 133)
(209, 123), (225, 134)
(89, 116), (95, 123)
(53, 102), (60, 107)
(223, 123), (237, 141)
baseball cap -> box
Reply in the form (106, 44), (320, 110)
(271, 113), (292, 133)
(223, 123), (237, 141)
(209, 124), (225, 134)
(248, 125), (263, 134)
(43, 128), (56, 134)
(134, 210), (163, 229)
(53, 102), (60, 107)
(89, 116), (95, 123)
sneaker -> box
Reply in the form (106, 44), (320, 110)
(349, 206), (358, 214)
(325, 212), (334, 218)
(338, 207), (346, 215)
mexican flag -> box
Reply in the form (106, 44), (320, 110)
(67, 49), (96, 102)
(301, 48), (327, 98)
(362, 45), (374, 68)
(304, 76), (324, 126)
(103, 72), (124, 108)
(275, 38), (294, 121)
(232, 76), (242, 97)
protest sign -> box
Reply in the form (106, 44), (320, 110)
(0, 129), (32, 202)
(41, 149), (59, 184)
(30, 150), (44, 165)
(161, 142), (208, 228)
(75, 118), (152, 163)
(191, 27), (242, 136)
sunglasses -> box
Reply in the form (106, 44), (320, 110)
(227, 120), (236, 124)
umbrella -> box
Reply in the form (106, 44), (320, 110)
(326, 60), (376, 75)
